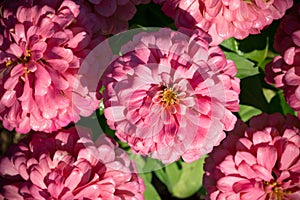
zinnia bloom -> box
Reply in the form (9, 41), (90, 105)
(265, 3), (300, 118)
(154, 0), (293, 45)
(203, 113), (300, 199)
(102, 28), (240, 163)
(0, 2), (99, 133)
(81, 0), (150, 35)
(0, 127), (145, 199)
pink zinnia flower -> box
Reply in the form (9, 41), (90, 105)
(203, 113), (300, 200)
(154, 0), (293, 45)
(0, 2), (99, 133)
(102, 28), (240, 163)
(0, 127), (145, 199)
(80, 0), (150, 35)
(265, 3), (300, 118)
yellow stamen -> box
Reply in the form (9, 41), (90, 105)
(264, 181), (291, 200)
(161, 88), (178, 106)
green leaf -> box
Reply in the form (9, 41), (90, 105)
(165, 162), (182, 192)
(224, 52), (259, 79)
(143, 157), (165, 173)
(220, 38), (240, 54)
(154, 157), (206, 199)
(239, 104), (262, 122)
(154, 168), (169, 188)
(172, 157), (206, 198)
(143, 178), (162, 200)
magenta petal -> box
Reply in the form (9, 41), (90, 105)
(8, 43), (23, 57)
(45, 47), (73, 63)
(31, 41), (47, 60)
(95, 0), (117, 17)
(49, 70), (69, 90)
(234, 151), (257, 166)
(280, 143), (299, 170)
(15, 24), (25, 40)
(217, 176), (245, 192)
(74, 185), (102, 199)
(104, 106), (126, 122)
(240, 189), (266, 200)
(0, 157), (18, 176)
(66, 31), (90, 51)
(114, 3), (137, 20)
(1, 185), (23, 200)
(37, 17), (55, 38)
(1, 90), (16, 107)
(252, 131), (272, 145)
(64, 168), (83, 191)
(252, 164), (273, 182)
(232, 179), (253, 193)
(257, 146), (277, 171)
(30, 169), (47, 189)
(46, 59), (69, 72)
(10, 63), (25, 77)
(34, 65), (51, 96)
(47, 31), (68, 47)
(237, 161), (258, 179)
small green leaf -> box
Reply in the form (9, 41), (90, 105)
(262, 88), (276, 103)
(224, 52), (259, 79)
(220, 38), (240, 54)
(239, 104), (262, 122)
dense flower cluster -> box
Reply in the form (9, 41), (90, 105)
(154, 0), (293, 45)
(203, 113), (300, 199)
(0, 127), (145, 199)
(1, 0), (299, 199)
(102, 28), (240, 163)
(0, 1), (99, 133)
(265, 3), (300, 118)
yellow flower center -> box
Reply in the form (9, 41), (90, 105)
(5, 49), (31, 74)
(161, 88), (178, 106)
(263, 181), (292, 200)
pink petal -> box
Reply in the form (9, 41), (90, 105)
(8, 43), (23, 57)
(1, 90), (16, 107)
(217, 176), (245, 192)
(34, 64), (51, 96)
(46, 59), (69, 72)
(45, 47), (73, 63)
(37, 17), (55, 38)
(234, 151), (257, 166)
(257, 146), (277, 171)
(104, 106), (126, 122)
(237, 161), (258, 179)
(280, 143), (299, 170)
(30, 169), (47, 189)
(252, 131), (272, 145)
